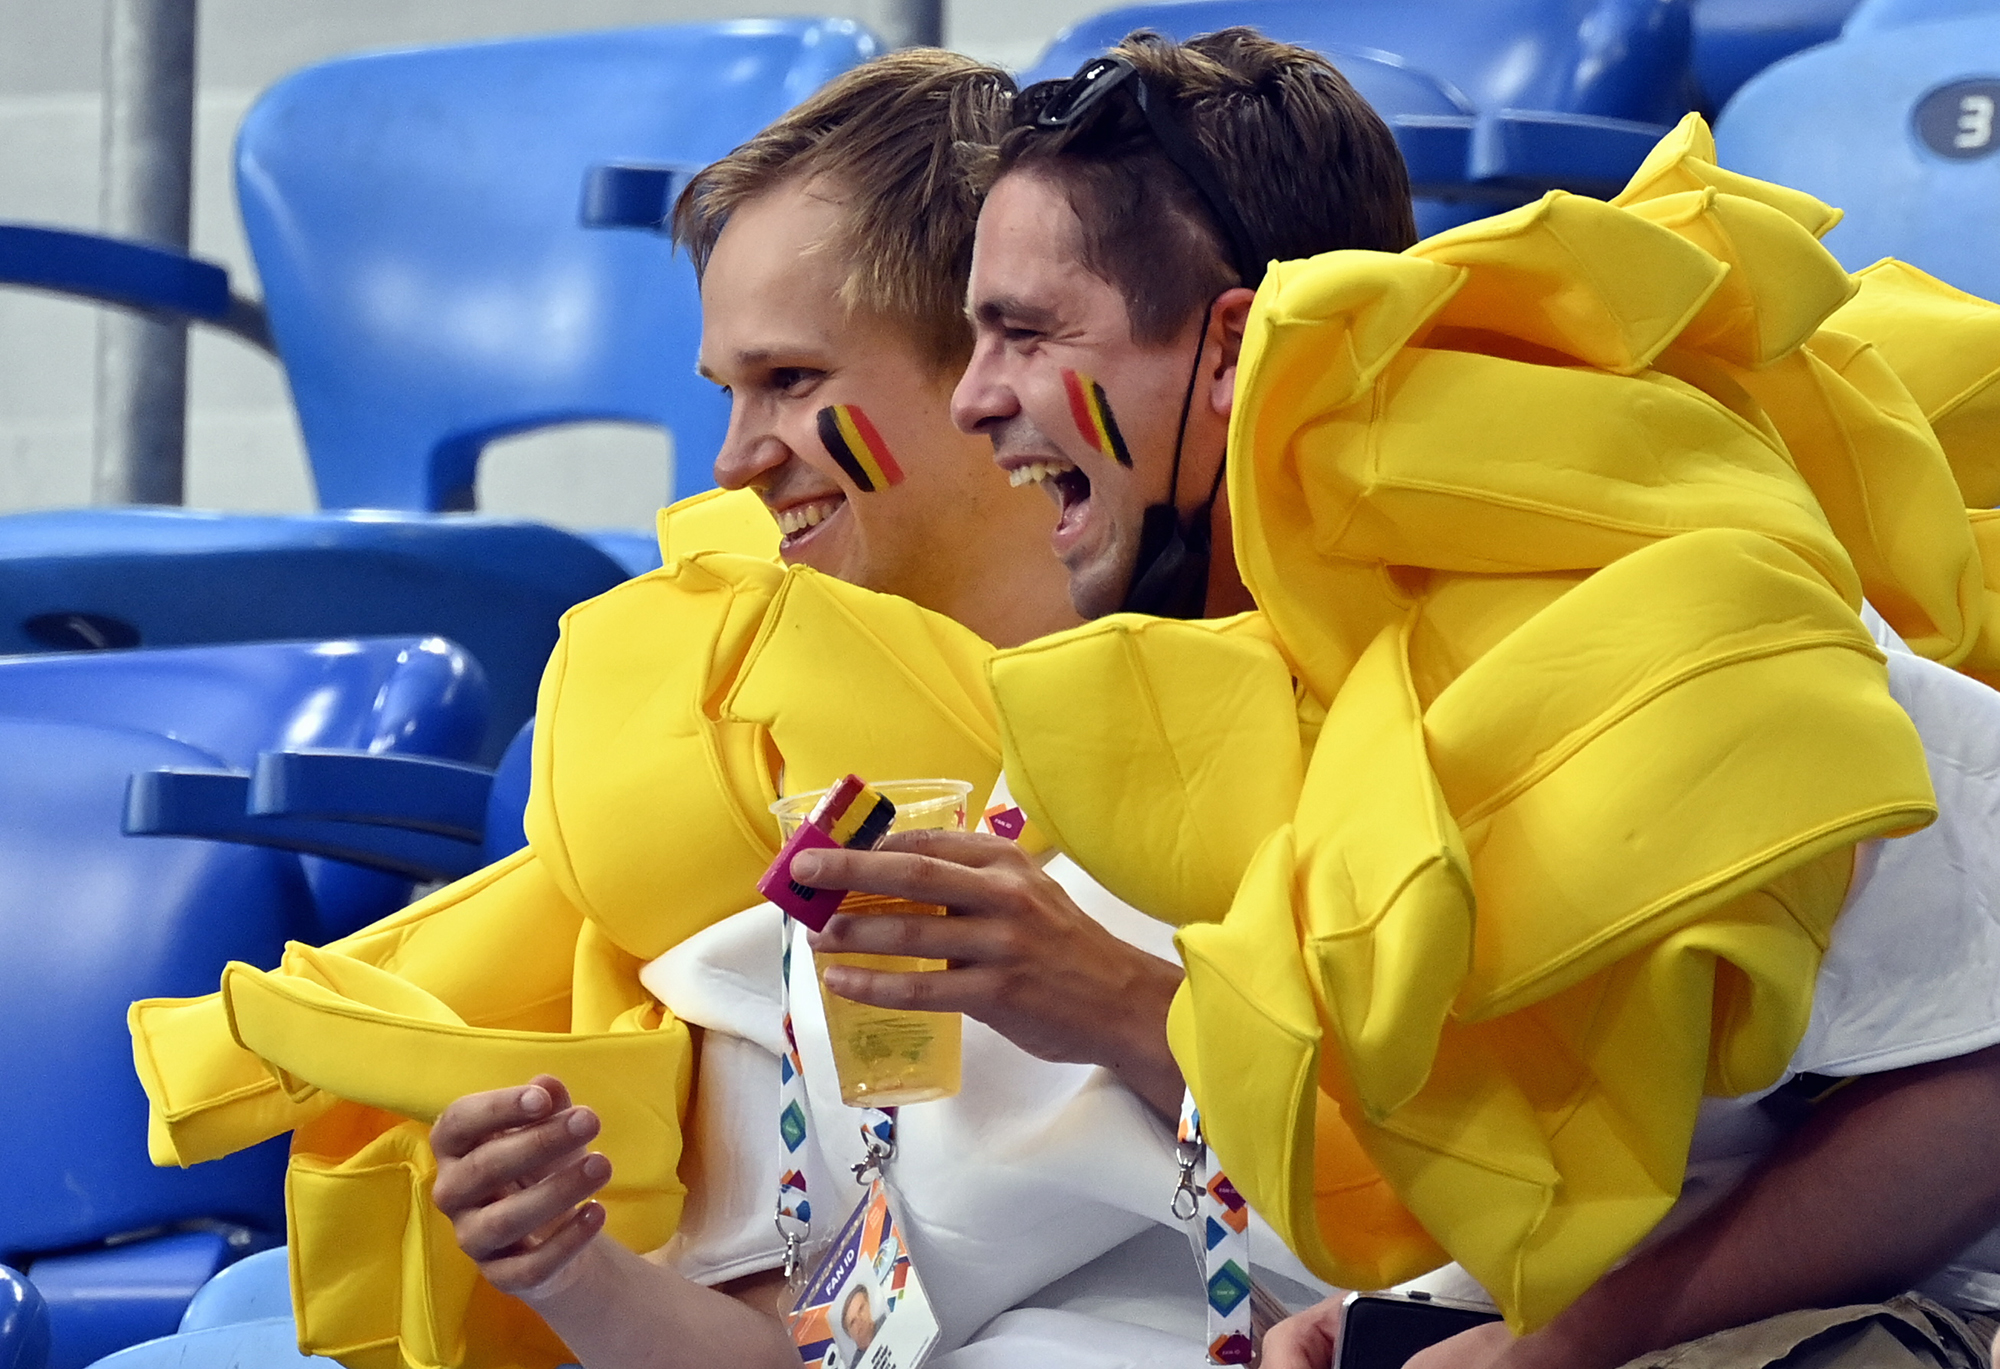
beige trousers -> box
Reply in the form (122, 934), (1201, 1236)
(1623, 1298), (2000, 1369)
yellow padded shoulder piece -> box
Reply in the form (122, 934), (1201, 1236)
(1230, 248), (1856, 706)
(1615, 112), (1843, 238)
(989, 611), (1303, 927)
(723, 566), (1005, 799)
(655, 486), (781, 564)
(1834, 258), (2000, 509)
(531, 551), (786, 961)
(1625, 188), (1857, 368)
(1412, 190), (1727, 375)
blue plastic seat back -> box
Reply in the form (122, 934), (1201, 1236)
(1691, 0), (1862, 112)
(0, 637), (485, 771)
(0, 636), (490, 936)
(32, 1233), (253, 1369)
(1715, 11), (2000, 299)
(84, 1318), (323, 1369)
(481, 717), (535, 866)
(236, 19), (881, 514)
(1844, 0), (2000, 33)
(0, 1266), (49, 1369)
(0, 508), (620, 764)
(0, 717), (307, 1261)
(1023, 0), (1694, 124)
(174, 1249), (290, 1334)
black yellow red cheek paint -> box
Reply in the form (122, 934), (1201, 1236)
(816, 404), (906, 493)
(1061, 369), (1134, 468)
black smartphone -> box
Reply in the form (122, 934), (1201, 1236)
(1334, 1291), (1504, 1369)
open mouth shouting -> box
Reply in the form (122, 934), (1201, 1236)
(1005, 457), (1094, 552)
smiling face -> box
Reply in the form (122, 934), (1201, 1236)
(699, 177), (1078, 647)
(952, 171), (1244, 620)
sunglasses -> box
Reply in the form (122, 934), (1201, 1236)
(1018, 55), (1267, 289)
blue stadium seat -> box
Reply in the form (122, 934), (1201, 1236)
(237, 19), (880, 514)
(0, 637), (485, 772)
(0, 716), (309, 1368)
(1844, 0), (2000, 32)
(481, 716), (536, 866)
(0, 634), (488, 936)
(29, 1238), (252, 1369)
(173, 1249), (290, 1334)
(83, 1319), (323, 1369)
(1022, 0), (1696, 221)
(0, 1267), (49, 1369)
(1715, 9), (2000, 299)
(0, 508), (615, 765)
(2, 21), (877, 518)
(1691, 0), (1862, 113)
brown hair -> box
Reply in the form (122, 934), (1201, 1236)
(993, 28), (1416, 344)
(671, 49), (1015, 369)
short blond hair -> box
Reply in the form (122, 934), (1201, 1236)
(671, 50), (1015, 369)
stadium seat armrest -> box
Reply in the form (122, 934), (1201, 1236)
(1471, 110), (1673, 196)
(0, 224), (274, 353)
(1392, 114), (1481, 195)
(125, 769), (485, 883)
(248, 750), (494, 842)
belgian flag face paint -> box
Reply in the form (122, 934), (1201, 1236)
(816, 404), (905, 494)
(1062, 369), (1134, 468)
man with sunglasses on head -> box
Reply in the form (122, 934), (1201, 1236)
(802, 25), (2000, 1369)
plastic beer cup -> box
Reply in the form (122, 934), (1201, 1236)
(770, 778), (970, 1107)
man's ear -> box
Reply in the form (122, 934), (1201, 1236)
(1208, 286), (1257, 419)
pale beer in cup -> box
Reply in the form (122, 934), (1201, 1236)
(770, 779), (970, 1107)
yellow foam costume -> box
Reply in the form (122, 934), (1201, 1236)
(129, 492), (1012, 1369)
(987, 116), (1989, 1330)
(128, 113), (2000, 1362)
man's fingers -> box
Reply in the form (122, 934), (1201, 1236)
(790, 845), (1022, 913)
(454, 1150), (613, 1262)
(819, 963), (1010, 1015)
(477, 1201), (607, 1299)
(875, 828), (1023, 865)
(431, 1105), (601, 1215)
(810, 908), (1015, 963)
(429, 1076), (573, 1161)
(1260, 1298), (1344, 1369)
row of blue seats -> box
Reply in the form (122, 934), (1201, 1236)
(0, 637), (536, 1369)
(4, 1), (1985, 539)
(0, 23), (854, 1362)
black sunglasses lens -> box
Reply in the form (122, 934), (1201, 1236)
(1033, 57), (1133, 128)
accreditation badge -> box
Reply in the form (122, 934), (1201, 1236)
(788, 1177), (939, 1369)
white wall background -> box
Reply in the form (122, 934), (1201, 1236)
(0, 0), (1098, 529)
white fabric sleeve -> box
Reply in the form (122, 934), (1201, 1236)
(1792, 619), (2000, 1077)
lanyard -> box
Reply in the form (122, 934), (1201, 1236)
(1176, 1092), (1255, 1365)
(775, 905), (896, 1281)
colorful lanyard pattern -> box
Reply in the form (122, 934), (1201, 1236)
(774, 906), (895, 1281)
(1176, 1091), (1254, 1365)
